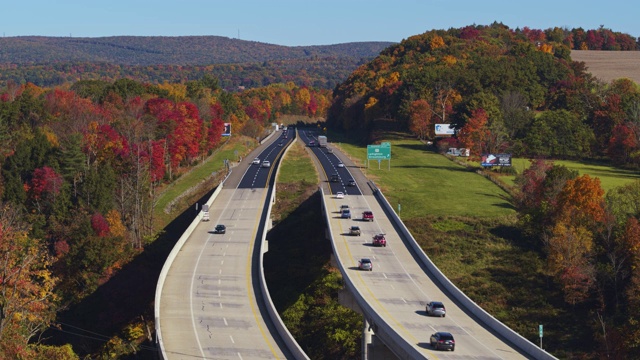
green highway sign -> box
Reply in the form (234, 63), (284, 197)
(367, 144), (391, 160)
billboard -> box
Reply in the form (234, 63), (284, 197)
(367, 142), (391, 160)
(435, 124), (455, 135)
(222, 123), (231, 136)
(481, 153), (512, 167)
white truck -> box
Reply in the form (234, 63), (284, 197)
(318, 135), (327, 148)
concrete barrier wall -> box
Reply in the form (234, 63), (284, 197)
(257, 132), (310, 360)
(369, 182), (558, 360)
(319, 188), (425, 360)
(155, 177), (226, 359)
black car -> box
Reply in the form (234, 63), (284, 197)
(347, 179), (356, 186)
(214, 224), (226, 234)
(430, 332), (455, 351)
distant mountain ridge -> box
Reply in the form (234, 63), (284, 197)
(0, 35), (395, 65)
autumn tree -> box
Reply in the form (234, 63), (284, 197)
(407, 99), (433, 140)
(457, 108), (489, 155)
(0, 204), (57, 358)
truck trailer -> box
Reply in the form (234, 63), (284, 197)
(318, 135), (327, 147)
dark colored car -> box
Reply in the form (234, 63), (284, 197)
(214, 224), (226, 234)
(348, 179), (356, 186)
(426, 301), (446, 317)
(362, 211), (374, 221)
(430, 332), (455, 351)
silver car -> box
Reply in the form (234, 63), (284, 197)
(358, 258), (373, 271)
(426, 301), (446, 317)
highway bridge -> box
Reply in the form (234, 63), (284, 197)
(156, 127), (557, 359)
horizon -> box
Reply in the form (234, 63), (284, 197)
(3, 0), (638, 47)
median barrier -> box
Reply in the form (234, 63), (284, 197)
(258, 130), (309, 359)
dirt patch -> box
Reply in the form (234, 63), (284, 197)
(571, 50), (640, 84)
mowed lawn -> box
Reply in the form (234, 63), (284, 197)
(504, 158), (640, 192)
(337, 139), (515, 219)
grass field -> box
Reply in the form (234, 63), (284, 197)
(336, 138), (515, 219)
(500, 157), (640, 192)
(153, 136), (258, 227)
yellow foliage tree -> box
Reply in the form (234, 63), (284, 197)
(105, 209), (127, 239)
(0, 205), (57, 357)
(430, 35), (445, 50)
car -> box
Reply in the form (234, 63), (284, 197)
(335, 192), (344, 199)
(430, 332), (455, 351)
(359, 258), (373, 271)
(327, 148), (333, 154)
(252, 158), (260, 165)
(426, 301), (446, 317)
(372, 233), (386, 247)
(309, 140), (315, 146)
(262, 160), (271, 168)
(279, 142), (283, 146)
(337, 162), (345, 168)
(214, 224), (226, 234)
(330, 174), (339, 182)
(349, 226), (361, 236)
(347, 179), (356, 186)
(341, 209), (352, 219)
(362, 211), (374, 221)
(340, 204), (349, 210)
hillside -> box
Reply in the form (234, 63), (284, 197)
(0, 35), (394, 66)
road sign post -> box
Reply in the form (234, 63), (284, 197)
(367, 143), (391, 170)
(539, 324), (543, 348)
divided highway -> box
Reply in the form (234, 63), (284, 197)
(299, 129), (548, 359)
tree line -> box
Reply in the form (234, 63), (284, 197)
(0, 76), (330, 358)
(329, 22), (640, 358)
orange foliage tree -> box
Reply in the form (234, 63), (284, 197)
(457, 108), (489, 155)
(408, 99), (433, 140)
(546, 174), (605, 305)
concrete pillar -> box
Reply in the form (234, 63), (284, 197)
(363, 317), (372, 360)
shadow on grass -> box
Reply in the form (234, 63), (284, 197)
(42, 187), (218, 359)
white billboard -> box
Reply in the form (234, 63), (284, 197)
(435, 124), (455, 135)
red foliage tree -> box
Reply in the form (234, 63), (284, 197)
(608, 124), (638, 164)
(28, 167), (63, 200)
(150, 139), (166, 183)
(91, 213), (110, 237)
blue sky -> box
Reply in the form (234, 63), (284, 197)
(3, 0), (638, 46)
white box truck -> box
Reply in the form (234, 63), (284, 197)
(318, 135), (327, 147)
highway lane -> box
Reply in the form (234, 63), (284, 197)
(299, 128), (530, 359)
(158, 128), (296, 360)
(325, 193), (529, 359)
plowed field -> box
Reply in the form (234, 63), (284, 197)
(571, 50), (640, 84)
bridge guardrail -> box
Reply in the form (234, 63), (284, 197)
(368, 181), (558, 360)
